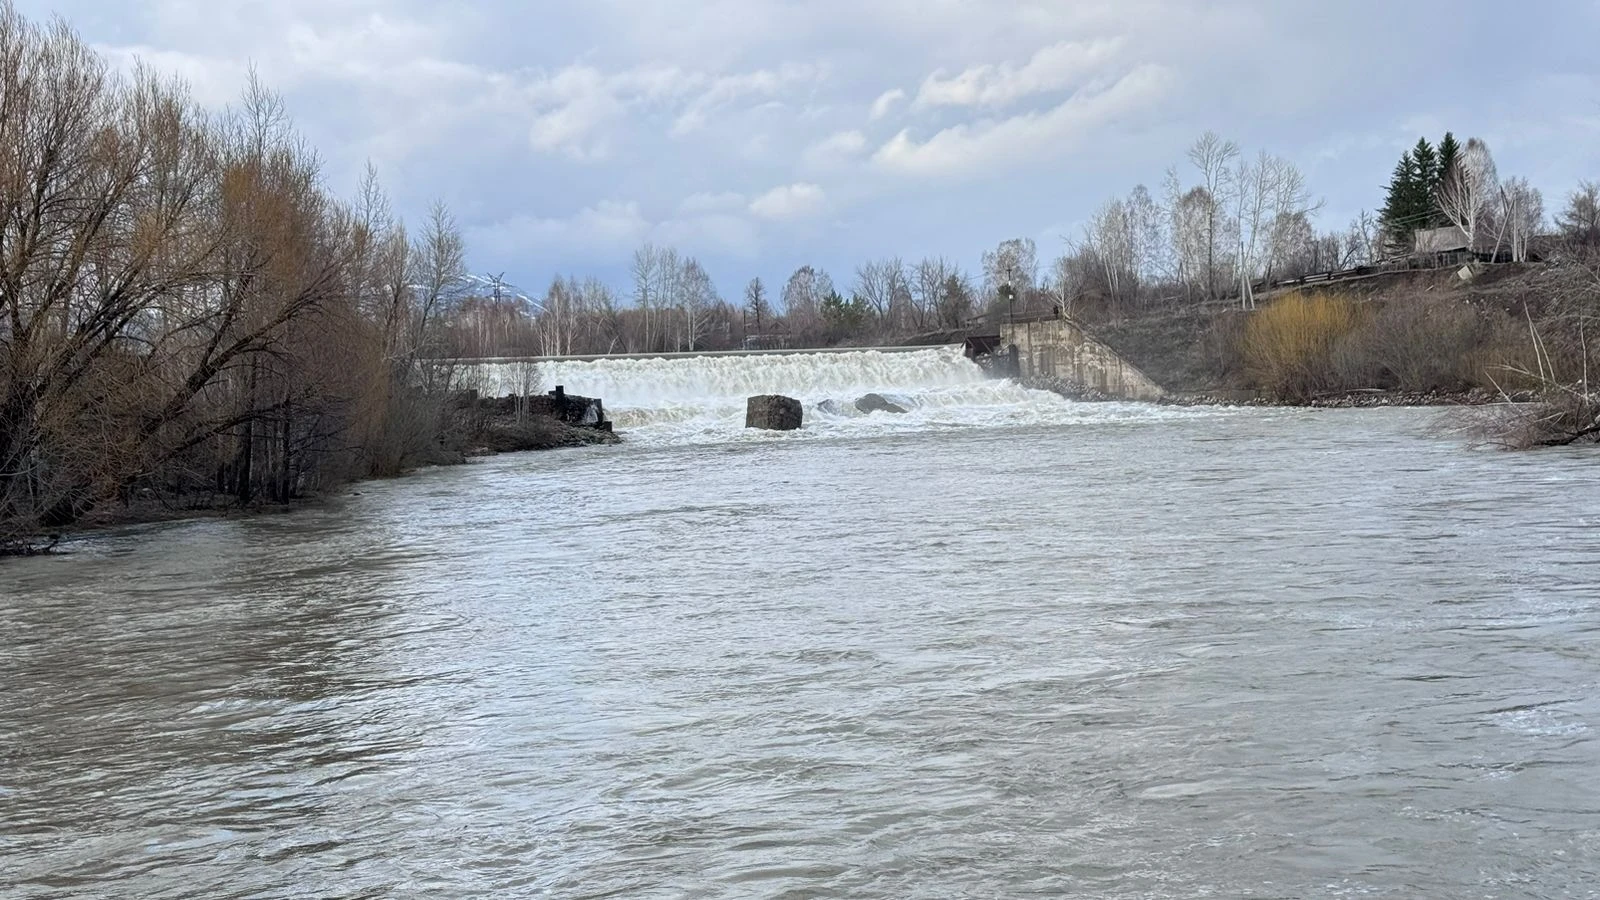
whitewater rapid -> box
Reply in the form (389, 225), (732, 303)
(459, 346), (1193, 444)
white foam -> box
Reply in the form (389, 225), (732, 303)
(459, 347), (1202, 445)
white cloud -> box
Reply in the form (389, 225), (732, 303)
(874, 64), (1172, 178)
(517, 60), (826, 156)
(913, 38), (1126, 110)
(670, 62), (824, 135)
(804, 129), (868, 165)
(43, 0), (1600, 294)
(470, 200), (652, 259)
(869, 88), (907, 121)
(94, 44), (250, 107)
(678, 191), (748, 214)
(748, 183), (827, 220)
(656, 213), (762, 258)
(527, 67), (628, 159)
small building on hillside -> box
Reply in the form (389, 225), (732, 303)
(1415, 225), (1470, 254)
(1411, 225), (1474, 268)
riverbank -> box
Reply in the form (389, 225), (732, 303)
(1020, 371), (1524, 409)
(1088, 263), (1582, 403)
(0, 392), (620, 558)
(1155, 387), (1535, 409)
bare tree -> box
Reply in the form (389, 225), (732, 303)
(1555, 180), (1600, 248)
(1436, 137), (1499, 252)
(410, 201), (467, 362)
(538, 277), (577, 357)
(1500, 177), (1544, 264)
(1268, 212), (1316, 278)
(678, 257), (717, 351)
(853, 259), (896, 324)
(631, 244), (662, 352)
(1346, 211), (1381, 267)
(911, 257), (955, 329)
(1081, 198), (1135, 310)
(780, 266), (833, 341)
(981, 238), (1038, 309)
(1171, 186), (1215, 299)
(1126, 184), (1167, 292)
(1188, 131), (1240, 299)
(743, 277), (770, 340)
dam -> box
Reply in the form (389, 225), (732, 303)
(453, 312), (1165, 443)
(452, 345), (1173, 444)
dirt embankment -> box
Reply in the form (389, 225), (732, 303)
(1088, 264), (1569, 402)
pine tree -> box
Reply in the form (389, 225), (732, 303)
(1411, 138), (1439, 193)
(1380, 150), (1423, 255)
(1380, 137), (1460, 254)
(1433, 132), (1461, 226)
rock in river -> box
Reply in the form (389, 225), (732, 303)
(855, 393), (909, 415)
(746, 394), (803, 430)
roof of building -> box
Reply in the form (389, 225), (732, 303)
(1415, 225), (1470, 254)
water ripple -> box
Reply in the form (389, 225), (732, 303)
(3, 409), (1600, 897)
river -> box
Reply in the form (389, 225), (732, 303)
(3, 350), (1599, 898)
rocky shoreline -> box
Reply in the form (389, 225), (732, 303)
(1155, 388), (1533, 409)
(1017, 374), (1527, 409)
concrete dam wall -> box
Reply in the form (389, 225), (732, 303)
(999, 318), (1166, 402)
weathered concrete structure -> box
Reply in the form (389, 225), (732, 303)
(746, 394), (803, 430)
(999, 318), (1166, 402)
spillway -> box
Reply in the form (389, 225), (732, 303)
(458, 346), (1172, 444)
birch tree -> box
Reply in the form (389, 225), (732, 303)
(1171, 187), (1215, 299)
(1500, 177), (1543, 263)
(630, 244), (663, 352)
(1082, 198), (1135, 309)
(678, 257), (716, 351)
(1436, 138), (1499, 252)
(538, 277), (576, 357)
(1188, 131), (1240, 299)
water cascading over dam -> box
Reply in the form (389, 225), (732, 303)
(459, 347), (1167, 443)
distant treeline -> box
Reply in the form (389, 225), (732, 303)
(440, 132), (1599, 361)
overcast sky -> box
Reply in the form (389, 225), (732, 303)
(20, 0), (1600, 297)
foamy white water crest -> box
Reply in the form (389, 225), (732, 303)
(462, 347), (1190, 444)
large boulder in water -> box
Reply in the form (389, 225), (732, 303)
(855, 392), (908, 415)
(746, 394), (803, 431)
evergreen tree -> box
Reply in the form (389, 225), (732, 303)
(1380, 136), (1459, 254)
(1380, 150), (1424, 254)
(1433, 132), (1461, 226)
(821, 290), (868, 341)
(1411, 138), (1439, 193)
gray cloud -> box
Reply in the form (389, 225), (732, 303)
(23, 0), (1599, 297)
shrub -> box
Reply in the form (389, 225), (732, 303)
(1241, 292), (1362, 400)
(1347, 296), (1483, 393)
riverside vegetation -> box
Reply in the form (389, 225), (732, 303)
(0, 6), (610, 555)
